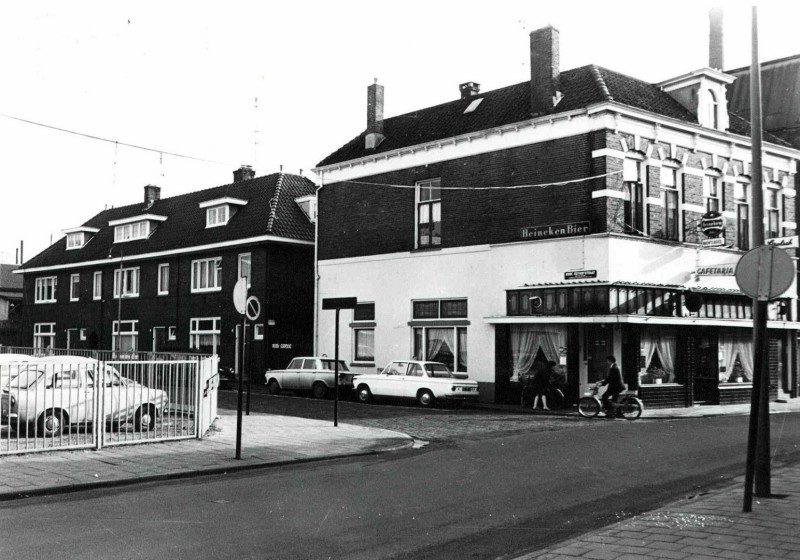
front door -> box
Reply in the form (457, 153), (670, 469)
(585, 325), (613, 384)
(693, 333), (719, 404)
(152, 327), (166, 353)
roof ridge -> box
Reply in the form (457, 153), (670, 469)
(267, 173), (285, 233)
(590, 65), (614, 102)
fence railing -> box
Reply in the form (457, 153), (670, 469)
(0, 345), (209, 362)
(1, 353), (217, 456)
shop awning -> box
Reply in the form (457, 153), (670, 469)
(483, 315), (800, 330)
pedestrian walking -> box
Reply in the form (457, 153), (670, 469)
(531, 360), (551, 410)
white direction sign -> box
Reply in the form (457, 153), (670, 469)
(233, 278), (247, 315)
(246, 296), (261, 321)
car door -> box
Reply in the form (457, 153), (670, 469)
(298, 359), (318, 390)
(405, 363), (425, 397)
(383, 362), (410, 397)
(278, 358), (302, 390)
(51, 364), (89, 424)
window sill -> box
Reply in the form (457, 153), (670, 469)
(720, 383), (753, 388)
(640, 383), (682, 387)
(408, 319), (470, 327)
(191, 288), (222, 294)
(157, 292), (169, 296)
(350, 321), (376, 328)
(35, 300), (56, 304)
(350, 362), (375, 367)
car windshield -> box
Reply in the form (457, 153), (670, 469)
(321, 360), (349, 372)
(424, 363), (453, 378)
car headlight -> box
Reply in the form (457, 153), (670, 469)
(10, 396), (15, 407)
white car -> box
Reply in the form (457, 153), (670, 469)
(353, 360), (479, 407)
(0, 354), (34, 390)
(1, 356), (169, 436)
(266, 356), (354, 398)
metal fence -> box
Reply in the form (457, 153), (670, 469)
(0, 345), (209, 362)
(1, 353), (217, 456)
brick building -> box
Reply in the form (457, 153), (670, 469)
(15, 168), (316, 379)
(313, 26), (800, 407)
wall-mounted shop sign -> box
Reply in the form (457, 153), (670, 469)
(695, 265), (736, 276)
(766, 235), (799, 249)
(521, 221), (591, 241)
(701, 237), (726, 247)
(565, 270), (597, 279)
(700, 212), (724, 238)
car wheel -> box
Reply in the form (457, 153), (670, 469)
(38, 409), (65, 437)
(417, 389), (436, 408)
(356, 385), (372, 404)
(267, 379), (281, 395)
(134, 405), (157, 432)
(312, 382), (328, 399)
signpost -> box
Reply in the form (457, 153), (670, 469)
(232, 278), (247, 460)
(322, 297), (358, 427)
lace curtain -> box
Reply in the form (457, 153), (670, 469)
(721, 333), (754, 382)
(641, 329), (676, 382)
(426, 328), (455, 361)
(510, 325), (565, 381)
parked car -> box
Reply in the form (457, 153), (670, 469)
(265, 357), (354, 398)
(1, 356), (169, 436)
(217, 365), (237, 390)
(0, 354), (34, 389)
(353, 360), (479, 407)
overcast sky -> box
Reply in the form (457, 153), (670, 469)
(1, 0), (798, 264)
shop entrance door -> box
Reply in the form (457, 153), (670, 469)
(586, 325), (613, 384)
(693, 333), (719, 404)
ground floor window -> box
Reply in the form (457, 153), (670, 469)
(509, 325), (566, 382)
(354, 328), (374, 362)
(638, 328), (677, 384)
(413, 326), (467, 372)
(190, 317), (220, 353)
(718, 332), (753, 384)
(112, 320), (139, 354)
(33, 323), (55, 349)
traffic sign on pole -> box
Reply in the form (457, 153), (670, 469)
(735, 244), (794, 302)
(246, 296), (261, 321)
(233, 278), (247, 315)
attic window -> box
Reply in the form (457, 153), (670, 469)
(62, 226), (99, 250)
(295, 195), (317, 223)
(66, 233), (85, 250)
(463, 98), (483, 114)
(108, 214), (167, 243)
(199, 197), (248, 228)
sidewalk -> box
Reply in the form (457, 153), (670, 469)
(0, 411), (413, 501)
(514, 464), (800, 560)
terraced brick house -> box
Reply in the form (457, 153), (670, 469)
(15, 167), (316, 379)
(314, 26), (800, 408)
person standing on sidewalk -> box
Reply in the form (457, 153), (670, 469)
(531, 361), (551, 411)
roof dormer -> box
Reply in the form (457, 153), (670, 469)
(108, 214), (167, 243)
(62, 226), (100, 250)
(658, 68), (736, 132)
(198, 197), (248, 228)
(295, 195), (317, 223)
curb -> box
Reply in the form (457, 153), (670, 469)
(0, 437), (415, 503)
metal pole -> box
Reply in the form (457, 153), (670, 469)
(116, 248), (124, 358)
(334, 308), (339, 427)
(743, 5), (771, 511)
(235, 316), (246, 459)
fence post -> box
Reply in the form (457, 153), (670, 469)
(95, 358), (104, 450)
(194, 358), (202, 439)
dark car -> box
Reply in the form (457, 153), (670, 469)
(218, 366), (237, 390)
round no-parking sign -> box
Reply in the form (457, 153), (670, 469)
(245, 296), (261, 321)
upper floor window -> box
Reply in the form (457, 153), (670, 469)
(158, 264), (169, 295)
(191, 257), (222, 292)
(114, 267), (140, 298)
(706, 89), (719, 129)
(206, 205), (229, 228)
(705, 174), (722, 213)
(416, 179), (441, 248)
(766, 185), (781, 239)
(114, 221), (150, 243)
(661, 166), (681, 241)
(623, 158), (645, 235)
(736, 182), (750, 251)
(93, 271), (102, 300)
(35, 276), (57, 303)
(412, 298), (467, 320)
(352, 302), (376, 363)
(238, 253), (251, 289)
(295, 195), (317, 223)
(70, 274), (80, 302)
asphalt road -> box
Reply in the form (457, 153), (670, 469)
(1, 407), (798, 560)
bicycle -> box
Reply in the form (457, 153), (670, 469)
(577, 382), (643, 420)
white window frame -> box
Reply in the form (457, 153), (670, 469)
(112, 320), (139, 354)
(661, 165), (682, 242)
(206, 205), (229, 228)
(168, 326), (177, 341)
(158, 263), (170, 295)
(623, 156), (647, 235)
(33, 323), (56, 349)
(93, 271), (102, 301)
(353, 328), (375, 363)
(254, 324), (264, 340)
(704, 172), (722, 214)
(412, 326), (468, 373)
(189, 317), (221, 350)
(765, 183), (782, 239)
(113, 267), (140, 298)
(415, 178), (442, 249)
(238, 253), (252, 289)
(80, 328), (87, 341)
(191, 257), (222, 293)
(35, 276), (57, 304)
(114, 220), (150, 243)
(66, 232), (85, 250)
(70, 273), (80, 302)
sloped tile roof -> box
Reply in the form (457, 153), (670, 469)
(0, 264), (22, 291)
(318, 64), (782, 167)
(21, 173), (316, 270)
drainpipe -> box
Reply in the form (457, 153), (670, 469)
(313, 173), (322, 354)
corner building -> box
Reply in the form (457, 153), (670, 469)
(314, 27), (800, 408)
(16, 168), (316, 380)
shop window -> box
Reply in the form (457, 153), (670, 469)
(507, 292), (519, 315)
(413, 326), (467, 372)
(718, 333), (753, 384)
(638, 329), (677, 385)
(509, 325), (567, 383)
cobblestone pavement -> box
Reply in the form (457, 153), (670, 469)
(514, 466), (800, 560)
(218, 390), (599, 441)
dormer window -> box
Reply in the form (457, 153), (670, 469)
(658, 68), (734, 132)
(295, 195), (317, 223)
(62, 226), (99, 250)
(199, 197), (248, 228)
(706, 89), (719, 129)
(108, 214), (167, 243)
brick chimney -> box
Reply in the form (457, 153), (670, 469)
(365, 79), (385, 150)
(459, 82), (480, 99)
(529, 26), (562, 116)
(144, 185), (161, 207)
(709, 7), (724, 70)
(233, 165), (255, 182)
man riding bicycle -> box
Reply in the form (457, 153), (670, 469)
(600, 355), (624, 417)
